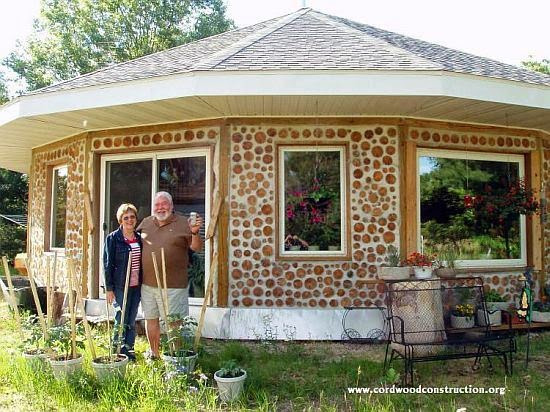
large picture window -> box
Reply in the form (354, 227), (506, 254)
(278, 146), (346, 257)
(418, 149), (527, 267)
(50, 165), (68, 250)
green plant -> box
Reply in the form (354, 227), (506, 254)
(452, 304), (475, 318)
(21, 314), (45, 354)
(46, 322), (85, 360)
(386, 245), (401, 267)
(484, 290), (505, 303)
(438, 246), (458, 269)
(533, 302), (550, 312)
(161, 314), (198, 356)
(380, 367), (400, 385)
(217, 359), (245, 378)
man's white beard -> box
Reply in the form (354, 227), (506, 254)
(154, 211), (170, 221)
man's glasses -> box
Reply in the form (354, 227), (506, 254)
(122, 216), (136, 221)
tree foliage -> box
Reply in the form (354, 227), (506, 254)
(522, 58), (550, 75)
(4, 0), (235, 91)
(0, 169), (28, 214)
(0, 73), (9, 104)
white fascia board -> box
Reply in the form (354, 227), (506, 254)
(1, 70), (549, 127)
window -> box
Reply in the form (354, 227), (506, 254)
(50, 165), (68, 249)
(278, 146), (346, 257)
(418, 149), (528, 267)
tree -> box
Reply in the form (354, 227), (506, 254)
(4, 0), (235, 91)
(0, 73), (9, 104)
(522, 58), (550, 75)
(0, 169), (28, 262)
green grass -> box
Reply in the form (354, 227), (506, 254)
(1, 301), (550, 410)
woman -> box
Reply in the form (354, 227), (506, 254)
(103, 203), (142, 361)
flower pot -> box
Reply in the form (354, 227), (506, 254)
(91, 354), (129, 380)
(289, 246), (301, 251)
(308, 245), (320, 251)
(531, 311), (550, 323)
(22, 350), (48, 371)
(214, 369), (247, 401)
(413, 267), (433, 279)
(436, 268), (456, 278)
(378, 266), (411, 280)
(49, 354), (83, 379)
(450, 314), (474, 329)
(477, 309), (501, 326)
(162, 351), (198, 374)
(328, 245), (340, 251)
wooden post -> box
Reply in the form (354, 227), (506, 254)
(194, 252), (218, 351)
(68, 259), (96, 359)
(116, 252), (132, 356)
(2, 256), (23, 337)
(25, 258), (48, 341)
(46, 256), (52, 329)
(160, 248), (175, 353)
(84, 191), (95, 234)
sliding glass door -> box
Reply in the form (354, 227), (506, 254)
(100, 149), (210, 302)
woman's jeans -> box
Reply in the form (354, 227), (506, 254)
(112, 286), (141, 351)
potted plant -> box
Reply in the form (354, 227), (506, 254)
(90, 315), (129, 380)
(435, 246), (458, 278)
(46, 322), (85, 379)
(214, 359), (247, 402)
(450, 303), (475, 328)
(21, 314), (48, 369)
(476, 290), (505, 326)
(405, 252), (434, 279)
(531, 302), (550, 323)
(484, 290), (508, 311)
(378, 246), (411, 280)
(161, 314), (199, 375)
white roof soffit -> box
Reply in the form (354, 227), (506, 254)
(1, 69), (549, 173)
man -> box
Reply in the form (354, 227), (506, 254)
(137, 191), (203, 359)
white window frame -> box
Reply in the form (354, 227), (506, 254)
(50, 164), (68, 252)
(417, 148), (526, 268)
(100, 148), (211, 305)
(278, 145), (347, 258)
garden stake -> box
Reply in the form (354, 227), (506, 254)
(50, 251), (58, 325)
(101, 267), (112, 361)
(116, 251), (132, 356)
(67, 261), (77, 359)
(46, 256), (52, 329)
(25, 258), (48, 341)
(160, 248), (176, 354)
(68, 259), (96, 359)
(194, 252), (218, 351)
(2, 256), (23, 338)
(151, 251), (173, 353)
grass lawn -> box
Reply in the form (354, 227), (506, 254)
(1, 301), (549, 411)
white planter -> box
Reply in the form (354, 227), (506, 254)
(378, 266), (411, 280)
(531, 311), (550, 323)
(308, 245), (320, 251)
(450, 314), (475, 329)
(436, 268), (456, 278)
(477, 309), (501, 326)
(328, 246), (340, 251)
(214, 370), (247, 402)
(91, 354), (129, 380)
(49, 354), (83, 379)
(413, 267), (433, 279)
(23, 351), (48, 371)
(162, 351), (198, 374)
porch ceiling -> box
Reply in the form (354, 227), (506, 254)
(1, 93), (549, 174)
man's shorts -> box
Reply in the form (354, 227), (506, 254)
(141, 284), (189, 320)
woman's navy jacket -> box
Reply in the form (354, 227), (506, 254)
(103, 227), (143, 291)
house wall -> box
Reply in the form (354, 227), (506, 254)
(25, 117), (547, 312)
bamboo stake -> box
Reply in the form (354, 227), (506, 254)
(151, 251), (171, 352)
(67, 261), (77, 359)
(46, 256), (52, 329)
(116, 251), (132, 356)
(2, 256), (23, 338)
(25, 258), (48, 341)
(194, 252), (218, 351)
(160, 248), (175, 354)
(102, 268), (112, 361)
(51, 252), (58, 325)
(68, 259), (96, 359)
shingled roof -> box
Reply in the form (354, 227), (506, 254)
(28, 7), (550, 95)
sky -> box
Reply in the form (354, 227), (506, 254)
(0, 0), (549, 86)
